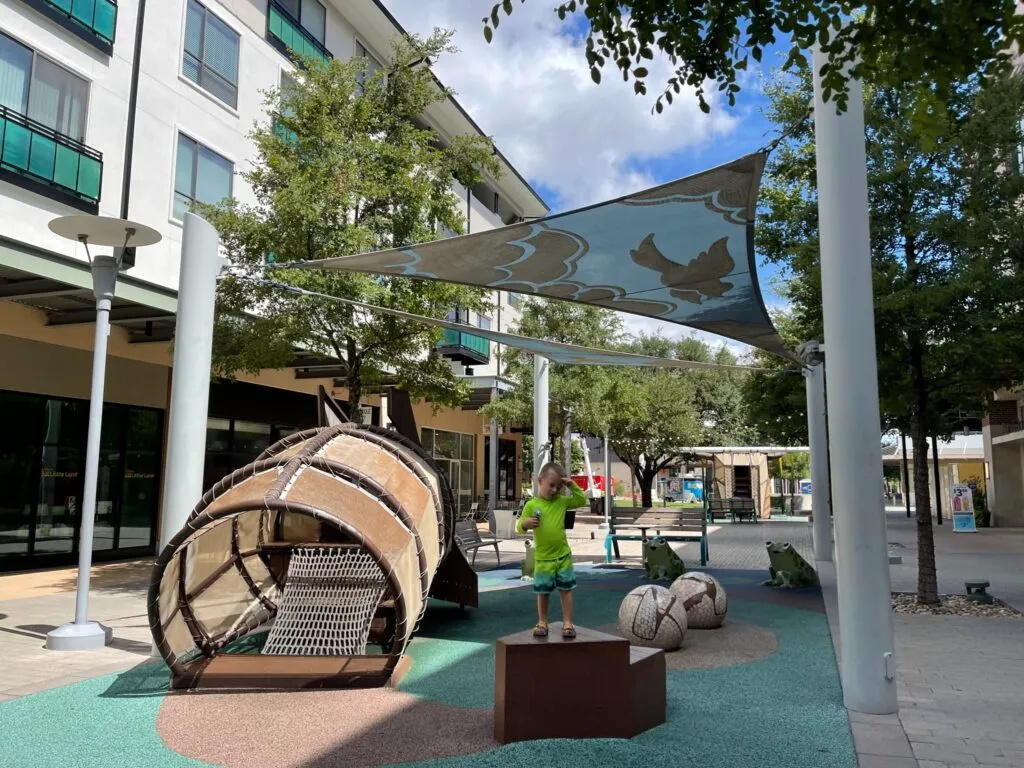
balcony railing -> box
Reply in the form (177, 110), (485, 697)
(990, 421), (1024, 440)
(22, 0), (117, 54)
(437, 328), (490, 364)
(0, 105), (102, 212)
(267, 0), (332, 67)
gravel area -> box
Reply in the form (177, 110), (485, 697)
(891, 592), (1023, 618)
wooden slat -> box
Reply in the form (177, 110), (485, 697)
(175, 653), (404, 690)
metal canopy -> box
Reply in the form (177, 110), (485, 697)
(294, 153), (792, 359)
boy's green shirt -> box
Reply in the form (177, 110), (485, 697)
(515, 482), (588, 561)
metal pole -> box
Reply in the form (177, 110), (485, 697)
(489, 386), (499, 513)
(901, 432), (912, 517)
(532, 355), (549, 495)
(602, 428), (611, 528)
(805, 360), (832, 562)
(931, 434), (943, 526)
(46, 256), (120, 650)
(157, 214), (222, 551)
(812, 44), (897, 714)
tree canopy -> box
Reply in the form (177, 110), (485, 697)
(484, 0), (1023, 122)
(201, 31), (501, 421)
(750, 68), (1024, 601)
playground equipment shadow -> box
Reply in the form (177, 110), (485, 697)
(0, 568), (854, 768)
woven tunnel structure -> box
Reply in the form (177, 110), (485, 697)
(148, 423), (478, 691)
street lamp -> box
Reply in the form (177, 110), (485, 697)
(45, 215), (161, 651)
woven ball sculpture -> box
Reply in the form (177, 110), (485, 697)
(617, 584), (687, 650)
(669, 571), (728, 629)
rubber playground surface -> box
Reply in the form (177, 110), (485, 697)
(0, 565), (854, 768)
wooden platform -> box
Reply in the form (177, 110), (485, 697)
(173, 653), (411, 691)
(494, 624), (666, 744)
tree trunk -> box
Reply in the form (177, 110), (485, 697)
(637, 459), (656, 508)
(346, 338), (363, 425)
(909, 337), (939, 604)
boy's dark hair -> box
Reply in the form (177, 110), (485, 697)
(539, 462), (566, 480)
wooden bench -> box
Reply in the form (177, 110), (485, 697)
(708, 497), (757, 523)
(606, 506), (708, 566)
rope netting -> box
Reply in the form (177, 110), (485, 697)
(262, 546), (389, 656)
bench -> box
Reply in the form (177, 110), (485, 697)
(708, 497), (757, 523)
(454, 519), (501, 566)
(605, 506), (708, 566)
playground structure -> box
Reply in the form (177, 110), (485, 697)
(148, 392), (477, 691)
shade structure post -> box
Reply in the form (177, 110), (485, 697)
(812, 44), (897, 714)
(800, 348), (832, 563)
(489, 386), (499, 515)
(533, 355), (550, 494)
(45, 256), (119, 651)
(602, 429), (611, 528)
(158, 214), (223, 551)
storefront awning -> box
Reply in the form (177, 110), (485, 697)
(292, 153), (792, 359)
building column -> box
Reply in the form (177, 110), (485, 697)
(812, 44), (897, 714)
(489, 386), (499, 514)
(800, 350), (832, 562)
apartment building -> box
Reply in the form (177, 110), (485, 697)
(981, 394), (1024, 526)
(0, 0), (547, 571)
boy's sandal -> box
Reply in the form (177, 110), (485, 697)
(532, 623), (549, 638)
(562, 624), (577, 639)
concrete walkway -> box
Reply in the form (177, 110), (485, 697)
(822, 511), (1024, 768)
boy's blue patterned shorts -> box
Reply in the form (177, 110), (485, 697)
(533, 553), (576, 594)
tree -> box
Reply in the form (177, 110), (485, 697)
(778, 452), (811, 512)
(755, 69), (1024, 603)
(201, 31), (501, 422)
(482, 298), (625, 463)
(676, 337), (759, 445)
(484, 0), (1023, 124)
(744, 311), (810, 446)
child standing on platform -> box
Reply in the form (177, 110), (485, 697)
(516, 462), (588, 639)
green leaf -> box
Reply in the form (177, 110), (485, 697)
(633, 66), (649, 78)
(503, 0), (512, 15)
(484, 25), (493, 43)
(591, 67), (601, 84)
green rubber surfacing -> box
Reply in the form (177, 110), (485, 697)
(0, 569), (854, 768)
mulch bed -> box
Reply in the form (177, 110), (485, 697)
(891, 592), (1023, 618)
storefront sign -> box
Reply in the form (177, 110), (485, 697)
(951, 484), (976, 533)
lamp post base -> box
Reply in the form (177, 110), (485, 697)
(46, 621), (112, 651)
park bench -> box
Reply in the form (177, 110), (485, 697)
(606, 506), (708, 566)
(708, 497), (757, 523)
(454, 518), (501, 566)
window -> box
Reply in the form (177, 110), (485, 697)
(183, 0), (240, 108)
(355, 40), (382, 95)
(478, 315), (492, 331)
(279, 0), (326, 44)
(0, 32), (88, 141)
(174, 133), (233, 220)
(507, 292), (522, 309)
(493, 191), (500, 214)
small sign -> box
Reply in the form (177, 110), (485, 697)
(951, 484), (976, 533)
(799, 479), (812, 495)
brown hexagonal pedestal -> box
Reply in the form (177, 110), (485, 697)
(494, 624), (666, 744)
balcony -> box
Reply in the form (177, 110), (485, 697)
(990, 421), (1024, 444)
(267, 0), (332, 68)
(21, 0), (117, 55)
(436, 328), (490, 366)
(0, 105), (102, 213)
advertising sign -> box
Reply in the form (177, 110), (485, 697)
(951, 484), (976, 533)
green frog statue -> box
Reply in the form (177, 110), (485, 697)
(644, 536), (686, 581)
(763, 541), (819, 587)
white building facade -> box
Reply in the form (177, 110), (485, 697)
(0, 0), (546, 571)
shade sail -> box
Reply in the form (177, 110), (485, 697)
(267, 283), (758, 371)
(293, 153), (792, 359)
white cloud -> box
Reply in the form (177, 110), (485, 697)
(381, 1), (738, 210)
(619, 313), (754, 360)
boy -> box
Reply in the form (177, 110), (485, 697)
(516, 462), (588, 639)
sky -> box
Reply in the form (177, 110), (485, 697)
(381, 1), (792, 356)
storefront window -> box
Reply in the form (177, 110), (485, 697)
(203, 417), (297, 490)
(0, 389), (163, 569)
(423, 427), (475, 514)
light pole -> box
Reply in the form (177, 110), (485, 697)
(45, 215), (161, 651)
(602, 428), (611, 529)
(532, 355), (549, 494)
(812, 46), (898, 713)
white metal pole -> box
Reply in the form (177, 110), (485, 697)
(489, 386), (499, 514)
(157, 214), (223, 551)
(532, 355), (549, 494)
(812, 45), (897, 714)
(46, 256), (119, 650)
(805, 361), (832, 562)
